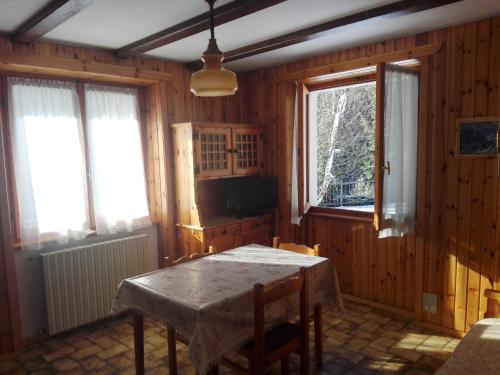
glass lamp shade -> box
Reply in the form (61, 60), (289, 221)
(190, 40), (238, 97)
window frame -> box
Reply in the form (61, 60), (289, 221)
(301, 74), (377, 222)
(0, 72), (149, 248)
(299, 63), (419, 223)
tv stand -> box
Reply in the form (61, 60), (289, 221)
(176, 213), (274, 254)
(231, 208), (269, 219)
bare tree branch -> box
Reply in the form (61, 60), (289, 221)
(317, 91), (346, 202)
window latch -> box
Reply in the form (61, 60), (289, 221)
(382, 161), (391, 176)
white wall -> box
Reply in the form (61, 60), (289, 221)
(15, 225), (159, 339)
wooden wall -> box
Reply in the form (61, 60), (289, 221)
(246, 17), (500, 334)
(0, 35), (248, 354)
(0, 14), (498, 353)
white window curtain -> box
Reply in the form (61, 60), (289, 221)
(8, 77), (90, 248)
(85, 84), (151, 235)
(378, 67), (419, 238)
(291, 84), (301, 225)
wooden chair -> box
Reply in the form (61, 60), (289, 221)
(163, 251), (219, 375)
(223, 267), (310, 375)
(273, 236), (323, 368)
(484, 289), (500, 318)
(163, 249), (215, 267)
(273, 236), (319, 256)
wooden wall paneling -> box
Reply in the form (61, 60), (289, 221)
(0, 49), (172, 85)
(395, 238), (405, 309)
(274, 43), (442, 83)
(334, 223), (344, 291)
(465, 19), (490, 329)
(275, 82), (295, 241)
(342, 223), (352, 294)
(145, 86), (158, 223)
(496, 40), (500, 297)
(376, 238), (387, 306)
(336, 223), (347, 291)
(166, 64), (188, 124)
(351, 222), (362, 297)
(423, 29), (447, 326)
(454, 21), (476, 332)
(144, 81), (177, 262)
(156, 81), (176, 260)
(481, 17), (500, 318)
(421, 45), (433, 323)
(413, 49), (431, 321)
(171, 123), (200, 227)
(359, 223), (369, 300)
(405, 236), (416, 312)
(440, 24), (463, 330)
(0, 77), (22, 352)
(267, 72), (278, 177)
(367, 226), (376, 302)
(477, 17), (498, 320)
(388, 238), (398, 308)
(247, 17), (500, 333)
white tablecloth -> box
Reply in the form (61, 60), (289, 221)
(111, 244), (344, 372)
(436, 318), (500, 375)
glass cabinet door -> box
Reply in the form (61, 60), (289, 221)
(232, 128), (263, 175)
(194, 127), (232, 178)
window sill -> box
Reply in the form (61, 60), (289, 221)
(307, 206), (374, 223)
(12, 231), (98, 251)
(12, 223), (158, 251)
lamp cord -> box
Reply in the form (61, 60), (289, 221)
(208, 0), (215, 40)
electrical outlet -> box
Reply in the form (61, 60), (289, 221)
(423, 292), (437, 314)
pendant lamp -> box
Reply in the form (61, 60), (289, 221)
(190, 0), (238, 96)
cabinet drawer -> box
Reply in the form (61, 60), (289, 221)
(207, 223), (241, 239)
(241, 228), (271, 246)
(208, 235), (238, 252)
(241, 217), (272, 232)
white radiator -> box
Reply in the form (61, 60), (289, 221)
(41, 234), (152, 334)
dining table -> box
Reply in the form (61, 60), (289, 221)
(111, 244), (344, 374)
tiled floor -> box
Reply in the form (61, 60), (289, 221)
(0, 300), (459, 374)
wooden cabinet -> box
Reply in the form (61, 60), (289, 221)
(173, 122), (264, 180)
(194, 127), (232, 178)
(177, 214), (273, 254)
(171, 122), (272, 256)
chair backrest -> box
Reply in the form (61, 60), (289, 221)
(485, 289), (500, 318)
(273, 236), (319, 256)
(164, 250), (215, 267)
(189, 252), (214, 260)
(253, 267), (308, 359)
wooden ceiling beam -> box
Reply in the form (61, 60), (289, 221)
(114, 0), (287, 59)
(11, 0), (95, 42)
(0, 51), (172, 85)
(187, 0), (461, 69)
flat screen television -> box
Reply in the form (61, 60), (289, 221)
(225, 176), (278, 217)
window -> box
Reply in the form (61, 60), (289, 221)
(297, 62), (419, 237)
(309, 82), (376, 211)
(85, 85), (150, 234)
(6, 76), (151, 248)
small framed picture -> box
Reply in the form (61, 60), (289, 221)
(455, 117), (499, 158)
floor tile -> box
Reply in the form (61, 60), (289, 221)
(0, 301), (458, 374)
